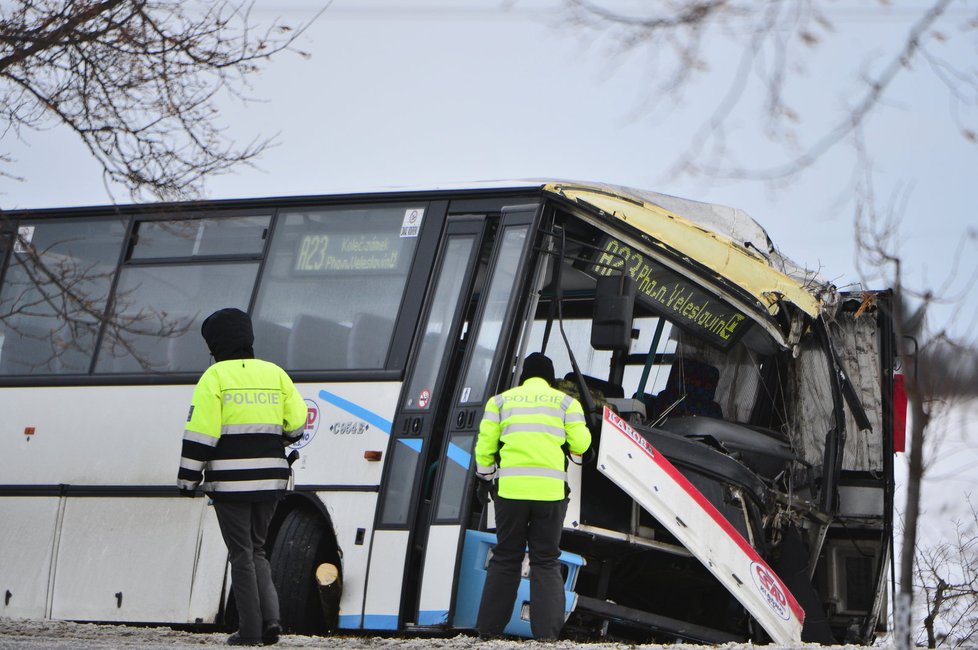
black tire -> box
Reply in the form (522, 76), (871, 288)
(270, 508), (334, 634)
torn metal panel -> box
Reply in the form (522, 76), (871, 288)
(596, 407), (805, 644)
(789, 312), (885, 473)
(833, 310), (885, 472)
(789, 336), (836, 469)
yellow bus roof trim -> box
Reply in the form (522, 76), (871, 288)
(545, 183), (820, 318)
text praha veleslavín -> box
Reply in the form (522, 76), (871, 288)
(591, 237), (749, 348)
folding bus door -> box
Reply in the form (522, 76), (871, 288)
(414, 206), (541, 628)
(360, 205), (541, 631)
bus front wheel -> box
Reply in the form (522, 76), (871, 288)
(270, 508), (337, 635)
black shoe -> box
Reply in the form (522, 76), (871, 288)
(227, 632), (262, 646)
(262, 621), (282, 645)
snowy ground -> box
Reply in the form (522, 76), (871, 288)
(0, 618), (888, 650)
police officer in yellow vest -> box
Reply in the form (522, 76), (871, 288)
(177, 308), (307, 647)
(474, 352), (591, 640)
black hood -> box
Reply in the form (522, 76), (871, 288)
(520, 352), (555, 386)
(201, 308), (255, 362)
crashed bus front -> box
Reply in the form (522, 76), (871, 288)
(463, 183), (896, 644)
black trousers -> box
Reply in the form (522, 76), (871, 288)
(476, 496), (569, 640)
(213, 500), (280, 640)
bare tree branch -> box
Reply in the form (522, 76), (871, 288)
(563, 0), (973, 184)
(916, 497), (978, 648)
(0, 0), (326, 200)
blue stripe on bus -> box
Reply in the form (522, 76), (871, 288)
(337, 614), (360, 629)
(318, 389), (393, 434)
(446, 442), (471, 469)
(314, 391), (472, 469)
(399, 438), (422, 453)
(417, 609), (449, 626)
(359, 614), (400, 630)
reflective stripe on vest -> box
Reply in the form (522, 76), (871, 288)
(201, 478), (289, 492)
(180, 458), (205, 473)
(497, 466), (568, 481)
(284, 426), (305, 442)
(221, 423), (284, 436)
(183, 429), (219, 447)
(207, 457), (290, 472)
(499, 422), (566, 439)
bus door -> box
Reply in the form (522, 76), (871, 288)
(414, 206), (541, 628)
(360, 205), (540, 630)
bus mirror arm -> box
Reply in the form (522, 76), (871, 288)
(550, 229), (602, 434)
(287, 450), (300, 466)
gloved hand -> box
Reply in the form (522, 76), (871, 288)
(476, 473), (494, 505)
(476, 480), (492, 505)
(179, 487), (197, 498)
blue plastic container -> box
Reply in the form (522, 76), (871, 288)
(453, 528), (585, 637)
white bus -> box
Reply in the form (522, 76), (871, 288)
(0, 181), (898, 644)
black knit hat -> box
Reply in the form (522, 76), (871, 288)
(520, 352), (555, 386)
(201, 308), (255, 361)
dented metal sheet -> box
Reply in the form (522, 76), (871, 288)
(544, 182), (822, 319)
(596, 407), (805, 645)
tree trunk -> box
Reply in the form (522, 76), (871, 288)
(923, 578), (948, 648)
(899, 373), (929, 650)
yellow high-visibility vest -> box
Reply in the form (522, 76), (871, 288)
(475, 377), (591, 501)
(178, 358), (307, 498)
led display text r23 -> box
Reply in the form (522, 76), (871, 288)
(591, 237), (749, 348)
(294, 232), (403, 274)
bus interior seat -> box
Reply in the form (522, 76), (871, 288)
(347, 313), (393, 369)
(288, 314), (350, 370)
(562, 372), (624, 400)
(167, 333), (207, 372)
(646, 357), (723, 420)
(0, 327), (62, 375)
(253, 320), (291, 367)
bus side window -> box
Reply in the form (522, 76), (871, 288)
(0, 219), (127, 375)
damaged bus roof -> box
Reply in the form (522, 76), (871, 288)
(540, 181), (826, 324)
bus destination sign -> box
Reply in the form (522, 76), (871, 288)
(591, 237), (750, 349)
(294, 232), (405, 274)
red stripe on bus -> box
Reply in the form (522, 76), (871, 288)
(606, 410), (806, 624)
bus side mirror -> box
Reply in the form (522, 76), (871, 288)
(591, 274), (635, 351)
